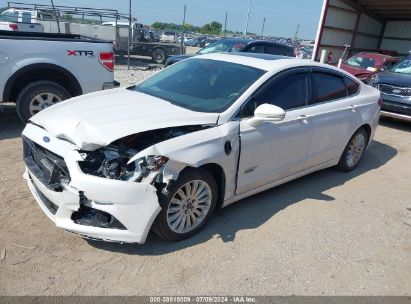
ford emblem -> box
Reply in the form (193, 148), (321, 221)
(43, 136), (50, 143)
(392, 89), (401, 94)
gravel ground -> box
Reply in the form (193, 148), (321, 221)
(0, 102), (410, 295)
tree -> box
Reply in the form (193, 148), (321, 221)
(61, 14), (74, 21)
(200, 21), (222, 35)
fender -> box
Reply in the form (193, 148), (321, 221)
(3, 63), (82, 101)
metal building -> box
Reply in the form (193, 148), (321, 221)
(313, 0), (411, 62)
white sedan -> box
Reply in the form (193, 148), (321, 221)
(22, 53), (381, 243)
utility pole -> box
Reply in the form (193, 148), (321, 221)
(261, 17), (266, 37)
(244, 0), (251, 36)
(224, 12), (228, 37)
(50, 0), (60, 33)
(181, 4), (186, 54)
(294, 23), (300, 44)
(127, 0), (131, 70)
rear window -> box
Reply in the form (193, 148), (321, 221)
(0, 11), (18, 22)
(198, 40), (247, 55)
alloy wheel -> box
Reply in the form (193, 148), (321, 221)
(166, 180), (212, 234)
(346, 132), (366, 168)
(29, 92), (62, 115)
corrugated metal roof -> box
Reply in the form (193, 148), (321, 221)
(358, 0), (411, 19)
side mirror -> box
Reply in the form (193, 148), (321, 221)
(247, 104), (286, 127)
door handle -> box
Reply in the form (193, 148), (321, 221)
(297, 114), (310, 122)
(349, 104), (358, 112)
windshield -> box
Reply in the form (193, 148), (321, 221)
(346, 55), (376, 69)
(135, 59), (265, 113)
(198, 40), (247, 55)
(390, 57), (411, 74)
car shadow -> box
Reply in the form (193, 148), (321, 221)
(379, 116), (411, 132)
(0, 103), (24, 140)
(87, 139), (397, 255)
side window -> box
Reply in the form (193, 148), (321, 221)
(240, 72), (308, 118)
(282, 47), (294, 56)
(343, 77), (359, 96)
(246, 44), (265, 53)
(22, 12), (31, 23)
(256, 72), (308, 110)
(311, 72), (347, 104)
(264, 45), (283, 55)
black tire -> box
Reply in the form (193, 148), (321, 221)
(152, 48), (167, 64)
(16, 80), (71, 123)
(154, 167), (218, 241)
(336, 127), (369, 172)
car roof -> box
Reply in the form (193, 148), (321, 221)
(355, 52), (397, 60)
(216, 38), (291, 47)
(195, 53), (357, 77)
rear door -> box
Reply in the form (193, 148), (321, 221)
(302, 68), (361, 169)
(236, 68), (315, 194)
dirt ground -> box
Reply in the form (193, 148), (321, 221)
(0, 103), (410, 296)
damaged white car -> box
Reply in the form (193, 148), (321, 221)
(22, 53), (381, 243)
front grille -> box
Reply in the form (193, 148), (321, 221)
(23, 136), (70, 191)
(379, 84), (411, 97)
(30, 176), (59, 215)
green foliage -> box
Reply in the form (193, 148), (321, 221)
(60, 14), (74, 21)
(151, 20), (223, 35)
(200, 21), (222, 35)
(152, 21), (200, 33)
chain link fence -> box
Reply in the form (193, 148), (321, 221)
(3, 2), (199, 72)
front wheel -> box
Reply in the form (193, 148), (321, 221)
(337, 128), (369, 171)
(154, 168), (218, 241)
(151, 48), (167, 64)
(16, 80), (71, 123)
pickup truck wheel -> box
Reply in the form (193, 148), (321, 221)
(16, 81), (71, 123)
(154, 168), (218, 241)
(152, 48), (167, 64)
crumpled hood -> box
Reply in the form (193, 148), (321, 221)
(30, 88), (219, 150)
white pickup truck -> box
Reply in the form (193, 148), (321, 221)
(0, 30), (119, 122)
(0, 8), (45, 32)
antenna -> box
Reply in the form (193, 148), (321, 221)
(261, 17), (266, 37)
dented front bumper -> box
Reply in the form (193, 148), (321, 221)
(22, 123), (161, 244)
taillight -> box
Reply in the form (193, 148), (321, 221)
(378, 97), (383, 107)
(9, 23), (18, 31)
(99, 52), (114, 71)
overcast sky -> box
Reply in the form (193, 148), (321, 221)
(1, 0), (324, 39)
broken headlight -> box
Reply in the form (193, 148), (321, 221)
(78, 147), (168, 183)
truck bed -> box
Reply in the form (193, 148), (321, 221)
(0, 30), (110, 43)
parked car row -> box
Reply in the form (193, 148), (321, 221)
(340, 52), (411, 122)
(165, 38), (295, 66)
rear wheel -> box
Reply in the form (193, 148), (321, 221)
(154, 168), (218, 241)
(152, 48), (167, 64)
(337, 128), (369, 171)
(16, 80), (70, 123)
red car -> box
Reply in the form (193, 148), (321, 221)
(340, 52), (400, 82)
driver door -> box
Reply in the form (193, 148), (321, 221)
(236, 68), (315, 195)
